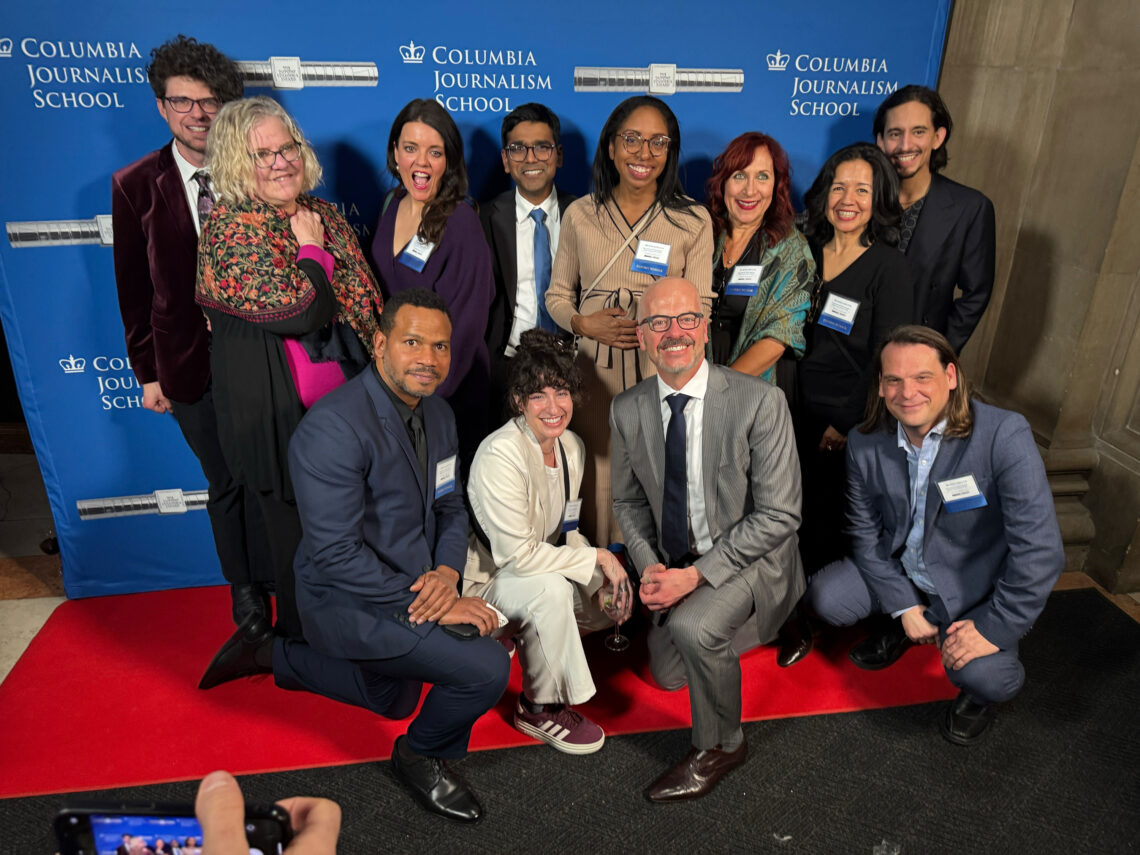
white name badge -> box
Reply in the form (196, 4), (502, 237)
(434, 455), (457, 499)
(725, 264), (763, 297)
(937, 474), (988, 512)
(399, 235), (436, 272)
(562, 498), (583, 533)
(630, 239), (671, 277)
(818, 292), (861, 335)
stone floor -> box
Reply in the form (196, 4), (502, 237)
(0, 452), (1137, 686)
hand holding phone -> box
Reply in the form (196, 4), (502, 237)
(196, 770), (340, 854)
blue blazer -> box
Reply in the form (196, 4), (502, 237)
(846, 400), (1063, 650)
(288, 367), (468, 660)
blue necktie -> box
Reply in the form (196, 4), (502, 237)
(662, 393), (692, 564)
(529, 208), (557, 332)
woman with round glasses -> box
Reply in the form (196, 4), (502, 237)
(704, 132), (814, 400)
(795, 142), (914, 577)
(371, 98), (495, 467)
(545, 95), (713, 545)
(195, 96), (382, 678)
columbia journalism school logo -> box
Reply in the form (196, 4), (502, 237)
(400, 40), (551, 114)
(59, 354), (86, 374)
(6, 215), (112, 248)
(399, 41), (425, 64)
(774, 48), (898, 117)
(572, 62), (743, 95)
(0, 38), (13, 58)
(767, 50), (790, 71)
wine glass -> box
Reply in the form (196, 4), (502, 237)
(603, 543), (631, 651)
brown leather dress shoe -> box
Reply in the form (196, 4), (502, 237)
(646, 740), (748, 802)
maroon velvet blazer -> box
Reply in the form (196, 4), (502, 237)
(111, 142), (210, 404)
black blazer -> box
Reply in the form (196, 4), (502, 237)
(480, 186), (577, 359)
(905, 173), (995, 353)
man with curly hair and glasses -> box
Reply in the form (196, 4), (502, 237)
(110, 36), (267, 631)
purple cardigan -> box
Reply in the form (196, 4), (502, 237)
(371, 197), (493, 403)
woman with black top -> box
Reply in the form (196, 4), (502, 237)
(797, 142), (914, 576)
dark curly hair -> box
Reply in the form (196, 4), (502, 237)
(802, 142), (901, 249)
(386, 99), (469, 246)
(147, 35), (243, 103)
(507, 329), (582, 415)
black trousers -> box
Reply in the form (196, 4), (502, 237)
(170, 384), (273, 588)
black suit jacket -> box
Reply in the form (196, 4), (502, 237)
(480, 186), (577, 360)
(111, 142), (211, 403)
(905, 173), (995, 353)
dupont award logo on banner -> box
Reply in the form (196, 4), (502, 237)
(775, 50), (899, 118)
(398, 41), (552, 114)
(12, 37), (148, 110)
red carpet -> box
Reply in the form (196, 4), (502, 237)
(0, 586), (957, 798)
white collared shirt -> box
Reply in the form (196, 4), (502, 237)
(506, 187), (561, 356)
(655, 359), (713, 556)
(170, 142), (211, 236)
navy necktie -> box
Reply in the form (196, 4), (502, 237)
(192, 170), (214, 224)
(662, 393), (692, 564)
(529, 208), (557, 332)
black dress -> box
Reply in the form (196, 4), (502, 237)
(796, 240), (914, 573)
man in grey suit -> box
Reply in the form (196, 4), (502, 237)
(806, 326), (1064, 744)
(610, 277), (803, 801)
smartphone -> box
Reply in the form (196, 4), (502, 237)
(54, 800), (292, 855)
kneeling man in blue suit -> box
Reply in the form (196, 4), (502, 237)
(806, 325), (1064, 744)
(280, 288), (509, 821)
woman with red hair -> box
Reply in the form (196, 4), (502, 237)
(705, 132), (814, 394)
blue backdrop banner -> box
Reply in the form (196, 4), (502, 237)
(0, 0), (951, 597)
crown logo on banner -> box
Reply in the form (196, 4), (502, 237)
(399, 42), (425, 64)
(766, 50), (789, 71)
(0, 39), (13, 59)
(60, 354), (86, 374)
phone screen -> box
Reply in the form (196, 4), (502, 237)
(55, 806), (289, 855)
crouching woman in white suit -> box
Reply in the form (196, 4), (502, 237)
(464, 329), (632, 755)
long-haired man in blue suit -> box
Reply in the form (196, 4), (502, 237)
(806, 326), (1064, 744)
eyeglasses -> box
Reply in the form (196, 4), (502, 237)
(163, 96), (223, 114)
(249, 142), (303, 169)
(504, 141), (557, 162)
(639, 312), (704, 332)
(617, 131), (671, 156)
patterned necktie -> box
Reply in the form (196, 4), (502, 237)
(529, 208), (557, 332)
(662, 393), (692, 564)
(193, 170), (214, 224)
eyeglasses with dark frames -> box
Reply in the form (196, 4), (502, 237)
(163, 96), (223, 114)
(504, 141), (557, 162)
(249, 141), (303, 169)
(617, 131), (671, 156)
(638, 312), (704, 333)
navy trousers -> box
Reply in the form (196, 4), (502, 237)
(274, 629), (510, 758)
(806, 557), (1025, 704)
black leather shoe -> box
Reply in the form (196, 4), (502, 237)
(230, 583), (270, 626)
(198, 614), (274, 690)
(391, 736), (483, 822)
(849, 621), (913, 670)
(939, 691), (994, 745)
(776, 607), (813, 668)
(646, 739), (748, 802)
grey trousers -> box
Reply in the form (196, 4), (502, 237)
(647, 572), (758, 751)
(806, 557), (1025, 704)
